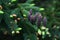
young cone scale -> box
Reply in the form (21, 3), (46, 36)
(29, 15), (34, 24)
(43, 16), (47, 27)
(28, 9), (32, 20)
(29, 9), (32, 15)
(34, 12), (39, 21)
(37, 14), (42, 27)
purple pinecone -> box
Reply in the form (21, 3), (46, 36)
(34, 13), (39, 21)
(37, 14), (42, 27)
(29, 15), (35, 24)
(29, 9), (32, 15)
(43, 16), (47, 27)
(30, 13), (39, 24)
(28, 14), (31, 21)
(28, 9), (32, 20)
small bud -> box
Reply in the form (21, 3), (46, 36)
(12, 14), (17, 20)
(0, 10), (4, 14)
(4, 31), (8, 35)
(15, 20), (17, 23)
(46, 31), (50, 35)
(12, 14), (17, 17)
(0, 5), (3, 10)
(16, 31), (20, 34)
(12, 31), (15, 34)
(8, 2), (11, 5)
(23, 14), (26, 17)
(38, 29), (41, 35)
(17, 18), (20, 21)
(16, 27), (22, 31)
(11, 0), (16, 2)
(42, 31), (45, 36)
(41, 26), (46, 30)
(37, 14), (42, 27)
(43, 17), (47, 27)
(10, 15), (13, 18)
(39, 8), (44, 11)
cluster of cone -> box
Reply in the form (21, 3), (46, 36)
(28, 9), (47, 27)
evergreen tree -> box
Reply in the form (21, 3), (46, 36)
(0, 0), (60, 40)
